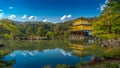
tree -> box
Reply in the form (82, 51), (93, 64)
(46, 31), (54, 39)
(0, 19), (17, 39)
(36, 26), (45, 36)
(92, 0), (120, 39)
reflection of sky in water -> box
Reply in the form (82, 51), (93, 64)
(5, 48), (92, 68)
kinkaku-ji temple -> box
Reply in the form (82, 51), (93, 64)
(69, 17), (93, 39)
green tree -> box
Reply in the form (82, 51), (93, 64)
(46, 31), (54, 39)
(0, 19), (17, 39)
(92, 0), (120, 39)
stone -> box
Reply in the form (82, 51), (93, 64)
(90, 56), (102, 63)
(99, 38), (120, 47)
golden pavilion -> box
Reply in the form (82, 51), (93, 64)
(69, 17), (93, 39)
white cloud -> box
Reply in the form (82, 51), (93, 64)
(21, 15), (27, 19)
(100, 0), (108, 11)
(60, 15), (67, 21)
(100, 4), (106, 11)
(21, 53), (26, 56)
(67, 14), (71, 18)
(9, 7), (13, 9)
(42, 19), (47, 22)
(10, 53), (16, 57)
(29, 16), (37, 20)
(8, 14), (16, 19)
(29, 52), (34, 56)
(60, 14), (72, 21)
(0, 12), (4, 18)
(60, 50), (72, 56)
(0, 10), (3, 12)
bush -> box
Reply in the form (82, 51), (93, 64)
(56, 64), (68, 68)
(100, 47), (120, 59)
(104, 61), (119, 68)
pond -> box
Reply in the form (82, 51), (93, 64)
(0, 39), (93, 68)
(5, 49), (92, 68)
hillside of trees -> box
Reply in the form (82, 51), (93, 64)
(0, 19), (73, 40)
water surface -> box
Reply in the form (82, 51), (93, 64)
(5, 48), (92, 68)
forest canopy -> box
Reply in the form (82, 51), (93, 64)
(92, 0), (120, 39)
(0, 19), (73, 39)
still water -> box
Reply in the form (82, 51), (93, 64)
(1, 39), (93, 68)
(5, 48), (92, 68)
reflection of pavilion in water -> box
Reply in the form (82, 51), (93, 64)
(70, 38), (94, 45)
(69, 17), (93, 40)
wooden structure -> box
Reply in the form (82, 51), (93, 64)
(69, 17), (93, 39)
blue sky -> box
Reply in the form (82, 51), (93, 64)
(0, 0), (107, 22)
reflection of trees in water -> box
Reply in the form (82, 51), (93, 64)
(0, 39), (93, 68)
(0, 39), (71, 67)
(1, 39), (71, 51)
(0, 50), (16, 68)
